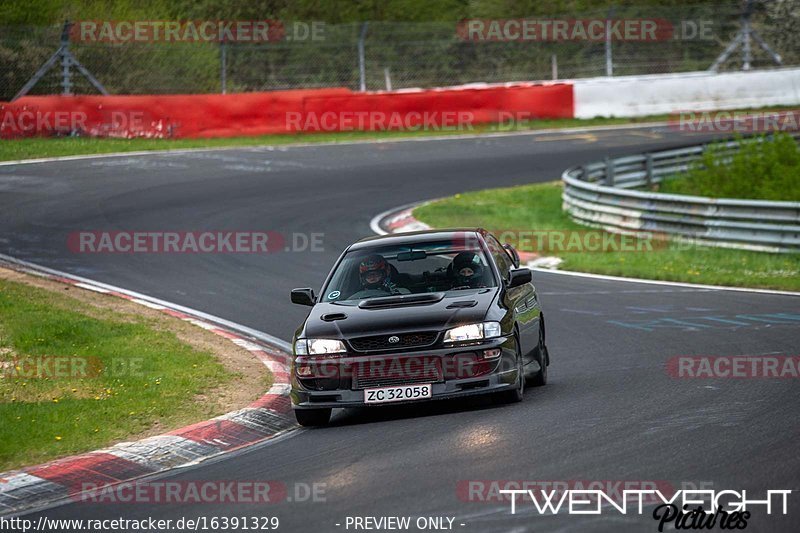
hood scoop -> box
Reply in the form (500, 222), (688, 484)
(358, 292), (444, 309)
(446, 300), (478, 309)
(320, 312), (347, 322)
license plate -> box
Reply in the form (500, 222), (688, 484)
(364, 383), (432, 404)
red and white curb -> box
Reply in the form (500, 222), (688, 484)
(0, 255), (295, 516)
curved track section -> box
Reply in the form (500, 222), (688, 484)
(2, 126), (798, 531)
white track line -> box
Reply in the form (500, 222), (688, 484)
(529, 267), (800, 297)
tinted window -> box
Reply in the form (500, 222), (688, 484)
(486, 236), (512, 281)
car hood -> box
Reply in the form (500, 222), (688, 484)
(301, 288), (498, 339)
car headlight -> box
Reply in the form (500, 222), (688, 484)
(443, 321), (502, 343)
(294, 338), (346, 355)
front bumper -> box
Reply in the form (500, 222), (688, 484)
(291, 336), (519, 409)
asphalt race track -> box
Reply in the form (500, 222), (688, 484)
(2, 126), (799, 532)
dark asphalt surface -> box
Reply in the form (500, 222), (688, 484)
(2, 126), (799, 532)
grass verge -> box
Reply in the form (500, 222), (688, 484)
(414, 182), (800, 291)
(1, 105), (796, 162)
(0, 267), (271, 471)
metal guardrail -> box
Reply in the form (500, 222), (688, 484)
(561, 135), (800, 252)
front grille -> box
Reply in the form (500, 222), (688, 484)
(352, 356), (443, 389)
(349, 331), (438, 352)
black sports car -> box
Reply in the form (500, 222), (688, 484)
(289, 229), (549, 427)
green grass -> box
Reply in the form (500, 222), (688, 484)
(414, 182), (800, 291)
(0, 278), (238, 470)
(659, 133), (800, 201)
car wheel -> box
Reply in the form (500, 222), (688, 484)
(294, 408), (332, 427)
(529, 321), (548, 387)
(497, 335), (524, 404)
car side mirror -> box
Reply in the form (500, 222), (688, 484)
(507, 268), (532, 288)
(291, 288), (316, 306)
(503, 243), (520, 268)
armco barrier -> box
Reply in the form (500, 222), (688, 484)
(0, 82), (573, 139)
(561, 135), (800, 252)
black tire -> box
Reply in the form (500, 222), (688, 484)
(529, 345), (548, 386)
(497, 335), (524, 404)
(294, 408), (331, 427)
(529, 318), (549, 387)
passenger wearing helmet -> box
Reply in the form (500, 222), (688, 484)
(451, 251), (486, 289)
(350, 254), (409, 299)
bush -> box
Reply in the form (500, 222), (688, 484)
(659, 133), (800, 201)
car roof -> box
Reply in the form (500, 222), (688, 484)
(349, 228), (489, 251)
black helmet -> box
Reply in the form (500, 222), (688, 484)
(452, 251), (483, 286)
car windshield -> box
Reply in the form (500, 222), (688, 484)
(322, 240), (496, 302)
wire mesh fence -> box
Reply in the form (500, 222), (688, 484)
(1, 1), (799, 100)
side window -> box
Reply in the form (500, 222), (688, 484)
(486, 236), (511, 282)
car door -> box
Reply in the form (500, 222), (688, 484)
(486, 235), (540, 364)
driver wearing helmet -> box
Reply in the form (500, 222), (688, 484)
(350, 254), (408, 298)
(451, 251), (486, 289)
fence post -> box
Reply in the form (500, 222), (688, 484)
(220, 38), (227, 94)
(384, 67), (392, 91)
(605, 7), (615, 76)
(61, 21), (72, 95)
(551, 54), (558, 80)
(604, 157), (615, 186)
(645, 153), (654, 188)
(741, 8), (752, 71)
(358, 22), (369, 92)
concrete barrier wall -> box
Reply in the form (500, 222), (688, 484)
(0, 83), (573, 139)
(573, 67), (800, 119)
(3, 68), (798, 138)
